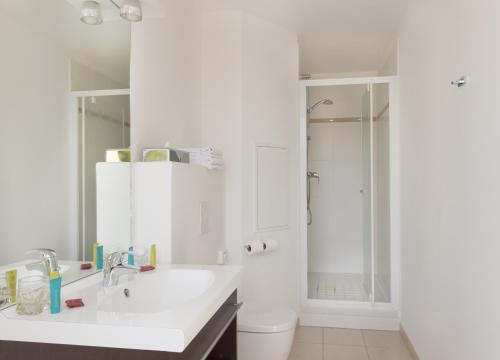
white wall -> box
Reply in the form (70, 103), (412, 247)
(0, 15), (73, 264)
(379, 41), (399, 76)
(130, 0), (202, 160)
(241, 14), (299, 309)
(71, 60), (128, 91)
(201, 11), (244, 268)
(398, 0), (500, 358)
(202, 11), (299, 309)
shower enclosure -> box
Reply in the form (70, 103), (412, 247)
(299, 76), (400, 330)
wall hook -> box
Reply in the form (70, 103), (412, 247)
(451, 76), (469, 88)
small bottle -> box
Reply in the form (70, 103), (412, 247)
(150, 244), (157, 267)
(128, 246), (135, 265)
(49, 271), (62, 314)
(92, 242), (99, 266)
(5, 269), (17, 303)
(96, 245), (104, 270)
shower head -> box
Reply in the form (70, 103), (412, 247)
(307, 98), (333, 114)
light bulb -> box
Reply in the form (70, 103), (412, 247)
(80, 1), (103, 25)
(120, 0), (142, 22)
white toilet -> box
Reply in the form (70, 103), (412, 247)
(237, 303), (297, 360)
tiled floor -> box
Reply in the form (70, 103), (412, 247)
(289, 326), (414, 360)
(308, 273), (369, 301)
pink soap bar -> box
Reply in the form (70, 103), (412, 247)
(65, 299), (85, 308)
(140, 265), (155, 272)
(80, 263), (92, 270)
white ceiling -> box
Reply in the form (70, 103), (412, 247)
(202, 0), (410, 74)
(2, 0), (409, 82)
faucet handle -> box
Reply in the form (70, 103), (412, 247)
(105, 251), (130, 268)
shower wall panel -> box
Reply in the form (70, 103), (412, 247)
(307, 122), (362, 273)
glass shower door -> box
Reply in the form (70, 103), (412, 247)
(361, 86), (373, 301)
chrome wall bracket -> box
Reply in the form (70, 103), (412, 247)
(451, 76), (469, 88)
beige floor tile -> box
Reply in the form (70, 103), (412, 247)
(288, 342), (323, 360)
(294, 326), (323, 344)
(362, 330), (406, 348)
(324, 345), (369, 360)
(366, 346), (413, 360)
(324, 328), (364, 346)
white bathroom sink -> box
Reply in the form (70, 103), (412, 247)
(0, 264), (242, 352)
(98, 269), (215, 314)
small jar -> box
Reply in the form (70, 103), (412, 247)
(0, 275), (8, 306)
(133, 246), (149, 266)
(16, 275), (49, 315)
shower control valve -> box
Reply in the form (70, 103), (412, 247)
(307, 171), (320, 183)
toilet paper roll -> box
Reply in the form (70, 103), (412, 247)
(244, 240), (265, 255)
(244, 239), (279, 255)
(263, 239), (278, 252)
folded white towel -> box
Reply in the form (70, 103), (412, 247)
(189, 153), (222, 161)
(190, 156), (223, 164)
(189, 154), (223, 165)
(182, 146), (224, 170)
(189, 152), (222, 158)
(181, 147), (221, 155)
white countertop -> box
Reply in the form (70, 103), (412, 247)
(0, 264), (242, 352)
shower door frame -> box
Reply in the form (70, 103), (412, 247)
(298, 76), (400, 329)
(68, 88), (131, 261)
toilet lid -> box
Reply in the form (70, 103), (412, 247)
(237, 304), (297, 333)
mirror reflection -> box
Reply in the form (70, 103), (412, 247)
(0, 0), (131, 309)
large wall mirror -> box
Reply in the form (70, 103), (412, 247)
(0, 0), (131, 273)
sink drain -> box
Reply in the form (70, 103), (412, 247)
(124, 288), (130, 298)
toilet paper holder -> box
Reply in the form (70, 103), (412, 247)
(243, 242), (268, 252)
(243, 239), (278, 255)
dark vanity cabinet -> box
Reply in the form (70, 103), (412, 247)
(0, 291), (238, 360)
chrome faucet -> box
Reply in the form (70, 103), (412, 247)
(103, 251), (140, 287)
(25, 248), (59, 276)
